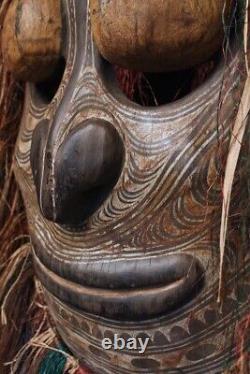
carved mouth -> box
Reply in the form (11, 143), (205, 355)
(34, 253), (204, 320)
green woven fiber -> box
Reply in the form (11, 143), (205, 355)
(38, 345), (67, 374)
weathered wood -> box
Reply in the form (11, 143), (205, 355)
(90, 0), (233, 72)
(1, 0), (62, 81)
(11, 1), (249, 373)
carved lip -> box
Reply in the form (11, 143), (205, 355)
(34, 253), (204, 320)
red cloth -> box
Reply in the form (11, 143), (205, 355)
(75, 367), (92, 374)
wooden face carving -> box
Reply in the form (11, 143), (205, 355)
(4, 0), (249, 372)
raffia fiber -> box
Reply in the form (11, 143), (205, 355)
(0, 1), (32, 371)
(218, 0), (250, 301)
(218, 2), (250, 371)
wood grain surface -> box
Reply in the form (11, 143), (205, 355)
(10, 1), (249, 373)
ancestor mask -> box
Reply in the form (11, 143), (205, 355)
(2, 0), (250, 372)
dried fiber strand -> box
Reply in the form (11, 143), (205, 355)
(218, 0), (250, 302)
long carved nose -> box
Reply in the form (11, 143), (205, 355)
(31, 119), (124, 226)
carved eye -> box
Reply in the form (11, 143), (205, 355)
(1, 0), (62, 82)
(91, 0), (236, 106)
(90, 0), (233, 72)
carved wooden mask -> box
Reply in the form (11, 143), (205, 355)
(2, 0), (249, 373)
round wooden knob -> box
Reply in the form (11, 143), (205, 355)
(90, 0), (233, 72)
(1, 0), (62, 81)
